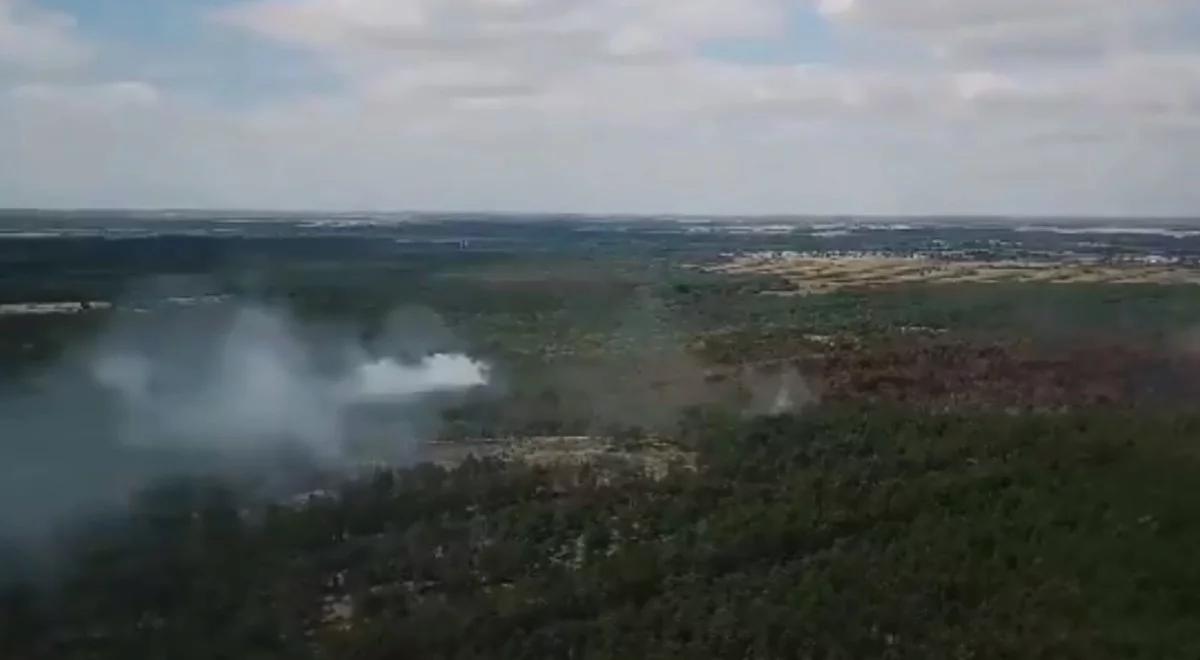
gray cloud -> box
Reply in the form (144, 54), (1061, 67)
(822, 0), (1198, 65)
(1, 0), (1198, 214)
(0, 0), (90, 72)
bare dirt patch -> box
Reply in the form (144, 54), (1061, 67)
(423, 436), (696, 480)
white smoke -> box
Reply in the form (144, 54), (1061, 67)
(90, 307), (489, 459)
(771, 369), (813, 414)
(771, 382), (795, 415)
(347, 354), (488, 401)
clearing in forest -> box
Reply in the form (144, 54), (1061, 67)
(710, 255), (1200, 294)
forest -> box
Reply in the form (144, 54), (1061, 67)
(6, 409), (1200, 659)
(4, 217), (1200, 658)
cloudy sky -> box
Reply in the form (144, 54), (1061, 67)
(1, 0), (1198, 215)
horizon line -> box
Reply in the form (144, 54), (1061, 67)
(2, 208), (1199, 224)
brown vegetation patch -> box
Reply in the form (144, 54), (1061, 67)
(709, 256), (1200, 294)
(779, 338), (1200, 411)
(423, 436), (696, 481)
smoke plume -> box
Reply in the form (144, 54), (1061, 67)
(91, 307), (487, 458)
(0, 303), (488, 542)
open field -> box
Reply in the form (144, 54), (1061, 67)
(709, 254), (1200, 295)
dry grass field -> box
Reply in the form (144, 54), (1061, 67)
(709, 255), (1200, 294)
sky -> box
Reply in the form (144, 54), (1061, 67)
(1, 0), (1199, 216)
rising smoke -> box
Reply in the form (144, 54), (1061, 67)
(0, 303), (488, 542)
(91, 306), (487, 458)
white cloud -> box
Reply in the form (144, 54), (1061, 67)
(822, 0), (1198, 65)
(0, 0), (89, 71)
(215, 0), (790, 98)
(9, 80), (160, 109)
(212, 0), (1200, 127)
(0, 0), (1198, 215)
(820, 0), (1181, 30)
(219, 0), (786, 51)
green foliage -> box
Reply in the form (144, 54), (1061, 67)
(8, 229), (1200, 657)
(11, 409), (1200, 659)
(669, 277), (1200, 349)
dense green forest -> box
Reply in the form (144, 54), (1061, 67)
(6, 223), (1200, 658)
(6, 408), (1200, 659)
